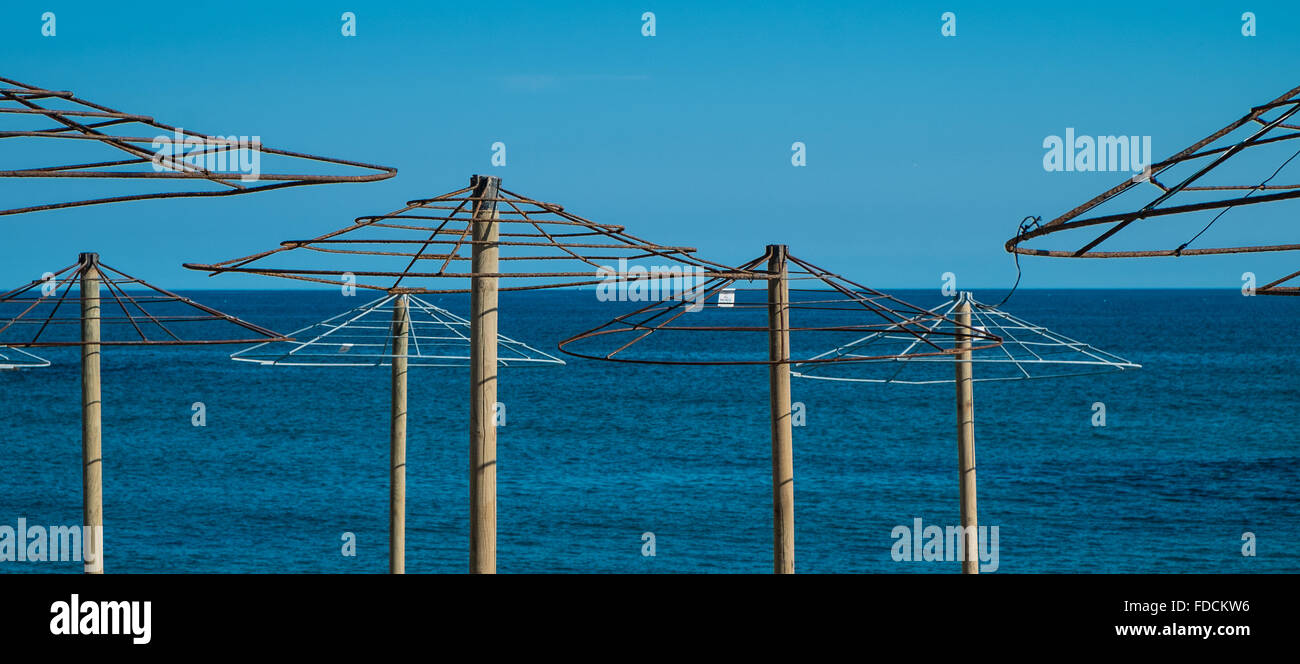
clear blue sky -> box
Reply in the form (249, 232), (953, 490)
(3, 0), (1298, 290)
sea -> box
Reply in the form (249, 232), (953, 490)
(1, 289), (1296, 573)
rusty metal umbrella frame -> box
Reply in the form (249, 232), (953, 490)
(0, 75), (392, 573)
(184, 174), (758, 573)
(0, 254), (289, 347)
(791, 291), (1139, 573)
(1006, 83), (1300, 264)
(0, 75), (396, 216)
(183, 179), (759, 291)
(996, 85), (1300, 570)
(0, 252), (289, 574)
(558, 244), (1002, 573)
(558, 247), (1002, 366)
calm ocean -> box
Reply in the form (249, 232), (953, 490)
(2, 289), (1296, 573)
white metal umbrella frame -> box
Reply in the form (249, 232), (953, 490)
(230, 293), (564, 368)
(791, 292), (1140, 385)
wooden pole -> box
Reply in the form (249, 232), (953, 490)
(955, 293), (979, 574)
(80, 253), (103, 574)
(469, 175), (500, 574)
(389, 293), (409, 574)
(766, 244), (795, 574)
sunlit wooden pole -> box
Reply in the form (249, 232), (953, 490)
(389, 293), (409, 574)
(766, 244), (795, 574)
(80, 252), (103, 574)
(469, 175), (500, 574)
(955, 293), (979, 574)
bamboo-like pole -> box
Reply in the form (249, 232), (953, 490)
(955, 293), (979, 574)
(469, 175), (500, 574)
(80, 253), (103, 574)
(766, 244), (795, 574)
(389, 293), (409, 574)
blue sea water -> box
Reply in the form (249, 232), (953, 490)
(1, 289), (1296, 573)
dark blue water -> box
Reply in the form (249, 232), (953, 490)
(1, 289), (1296, 573)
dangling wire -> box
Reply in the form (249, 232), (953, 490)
(1175, 144), (1300, 256)
(986, 215), (1040, 309)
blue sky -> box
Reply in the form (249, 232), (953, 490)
(2, 0), (1299, 290)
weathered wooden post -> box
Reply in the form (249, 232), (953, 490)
(79, 253), (104, 574)
(766, 244), (795, 574)
(389, 293), (409, 574)
(954, 292), (978, 574)
(469, 175), (501, 574)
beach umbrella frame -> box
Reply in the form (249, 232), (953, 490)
(792, 291), (1140, 573)
(0, 75), (395, 217)
(0, 252), (291, 573)
(558, 245), (1003, 573)
(183, 174), (758, 573)
(228, 291), (564, 573)
(1004, 84), (1300, 296)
